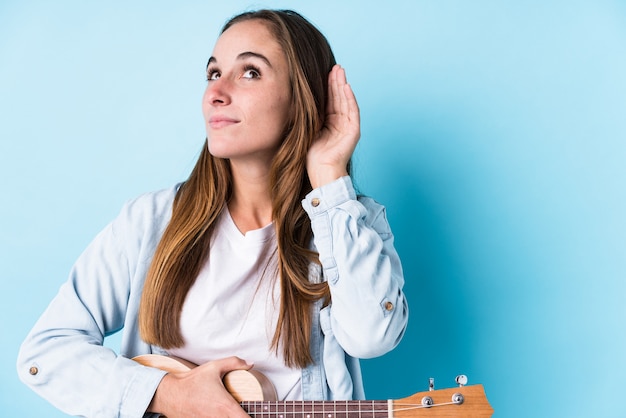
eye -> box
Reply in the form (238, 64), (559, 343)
(242, 66), (261, 79)
(206, 69), (220, 81)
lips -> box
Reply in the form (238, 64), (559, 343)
(208, 115), (240, 129)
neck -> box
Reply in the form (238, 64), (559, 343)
(228, 161), (273, 234)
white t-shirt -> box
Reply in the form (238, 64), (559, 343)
(168, 208), (302, 400)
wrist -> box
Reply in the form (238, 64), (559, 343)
(309, 167), (348, 190)
(147, 373), (178, 415)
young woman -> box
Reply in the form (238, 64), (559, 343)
(17, 9), (408, 417)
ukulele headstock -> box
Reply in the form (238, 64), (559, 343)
(394, 375), (493, 417)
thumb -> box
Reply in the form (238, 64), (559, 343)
(211, 356), (254, 377)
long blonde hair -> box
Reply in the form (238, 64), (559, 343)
(139, 10), (345, 368)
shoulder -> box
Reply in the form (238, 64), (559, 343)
(111, 183), (181, 241)
(121, 184), (180, 218)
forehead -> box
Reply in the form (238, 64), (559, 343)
(212, 19), (284, 61)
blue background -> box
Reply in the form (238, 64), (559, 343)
(1, 1), (625, 417)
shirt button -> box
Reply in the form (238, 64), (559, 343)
(311, 198), (320, 207)
(384, 301), (394, 311)
(29, 366), (39, 375)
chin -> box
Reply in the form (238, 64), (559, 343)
(206, 140), (232, 159)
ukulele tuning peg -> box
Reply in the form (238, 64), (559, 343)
(455, 374), (468, 387)
(421, 396), (434, 407)
(452, 392), (465, 405)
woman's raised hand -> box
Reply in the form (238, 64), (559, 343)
(307, 65), (361, 189)
(148, 356), (252, 418)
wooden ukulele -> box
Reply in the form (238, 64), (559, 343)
(134, 354), (493, 417)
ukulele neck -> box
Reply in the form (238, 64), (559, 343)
(239, 399), (391, 417)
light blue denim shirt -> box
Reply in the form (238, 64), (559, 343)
(17, 176), (408, 417)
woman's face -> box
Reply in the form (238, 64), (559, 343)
(203, 20), (292, 166)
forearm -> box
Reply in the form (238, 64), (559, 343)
(17, 209), (165, 416)
(303, 176), (408, 357)
(17, 316), (165, 417)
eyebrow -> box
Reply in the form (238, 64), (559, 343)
(206, 51), (273, 69)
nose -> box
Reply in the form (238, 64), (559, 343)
(204, 77), (232, 106)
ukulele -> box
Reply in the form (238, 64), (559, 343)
(133, 354), (494, 417)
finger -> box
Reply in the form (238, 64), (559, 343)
(210, 356), (253, 377)
(331, 65), (355, 119)
(335, 66), (350, 116)
(326, 64), (340, 115)
(343, 82), (360, 121)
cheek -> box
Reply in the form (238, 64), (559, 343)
(263, 103), (291, 143)
(245, 89), (290, 129)
(267, 91), (293, 127)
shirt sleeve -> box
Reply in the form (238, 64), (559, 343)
(302, 176), (408, 358)
(16, 196), (168, 418)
